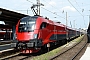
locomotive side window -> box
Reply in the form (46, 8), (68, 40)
(40, 22), (47, 29)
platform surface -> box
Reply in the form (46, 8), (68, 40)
(80, 44), (90, 60)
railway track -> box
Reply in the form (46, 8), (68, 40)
(0, 52), (35, 60)
(71, 41), (87, 60)
(0, 35), (86, 60)
(0, 52), (21, 60)
(50, 34), (88, 60)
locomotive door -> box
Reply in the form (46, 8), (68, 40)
(39, 22), (49, 41)
(54, 25), (57, 40)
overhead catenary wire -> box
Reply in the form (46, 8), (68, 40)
(67, 0), (84, 17)
(68, 0), (87, 28)
(26, 0), (34, 4)
(42, 0), (85, 26)
(74, 0), (86, 28)
(26, 0), (65, 19)
(41, 7), (65, 19)
(43, 0), (60, 12)
(16, 10), (31, 14)
(74, 0), (82, 9)
(42, 0), (65, 18)
(74, 0), (84, 13)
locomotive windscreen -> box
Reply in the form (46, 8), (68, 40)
(18, 16), (38, 32)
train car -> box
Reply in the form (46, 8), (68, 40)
(0, 24), (12, 40)
(11, 16), (80, 53)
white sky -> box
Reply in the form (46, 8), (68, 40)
(0, 0), (90, 29)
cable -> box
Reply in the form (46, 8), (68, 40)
(43, 0), (59, 11)
(41, 7), (65, 19)
(74, 0), (82, 9)
(74, 0), (86, 28)
(26, 0), (65, 19)
(68, 0), (87, 29)
(68, 0), (84, 17)
(26, 0), (34, 4)
(41, 0), (65, 19)
(42, 0), (65, 17)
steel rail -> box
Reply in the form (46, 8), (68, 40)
(0, 52), (21, 60)
(70, 40), (87, 60)
(50, 35), (85, 60)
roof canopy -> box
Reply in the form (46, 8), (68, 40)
(0, 8), (28, 28)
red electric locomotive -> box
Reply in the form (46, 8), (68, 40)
(11, 15), (79, 53)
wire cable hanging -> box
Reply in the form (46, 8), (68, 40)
(68, 0), (84, 17)
(26, 0), (65, 19)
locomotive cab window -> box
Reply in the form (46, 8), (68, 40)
(18, 16), (37, 32)
(40, 22), (47, 29)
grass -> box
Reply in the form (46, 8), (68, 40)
(72, 35), (84, 42)
(32, 47), (62, 60)
(32, 35), (84, 60)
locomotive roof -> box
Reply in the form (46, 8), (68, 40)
(39, 16), (77, 31)
(38, 16), (66, 28)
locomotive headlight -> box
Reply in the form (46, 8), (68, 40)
(33, 34), (38, 39)
(15, 34), (17, 39)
